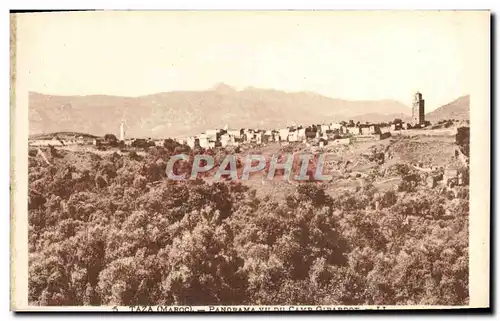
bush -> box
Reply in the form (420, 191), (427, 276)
(128, 150), (141, 161)
(397, 180), (416, 193)
(381, 190), (397, 208)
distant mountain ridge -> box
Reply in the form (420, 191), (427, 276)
(30, 84), (415, 138)
(425, 95), (470, 122)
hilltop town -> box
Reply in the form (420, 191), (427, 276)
(29, 91), (468, 153)
(28, 92), (470, 194)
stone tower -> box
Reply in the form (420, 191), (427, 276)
(120, 120), (126, 141)
(412, 92), (425, 125)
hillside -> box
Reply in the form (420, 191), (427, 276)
(29, 84), (411, 138)
(426, 95), (470, 122)
(29, 132), (99, 140)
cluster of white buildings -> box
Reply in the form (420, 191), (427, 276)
(177, 127), (266, 149)
(175, 122), (394, 150)
(28, 121), (398, 151)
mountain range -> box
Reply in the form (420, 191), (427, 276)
(28, 84), (469, 138)
(425, 95), (470, 122)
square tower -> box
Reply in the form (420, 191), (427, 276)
(412, 92), (425, 125)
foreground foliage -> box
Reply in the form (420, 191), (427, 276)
(28, 147), (469, 306)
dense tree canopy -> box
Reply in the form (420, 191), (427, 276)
(28, 146), (469, 306)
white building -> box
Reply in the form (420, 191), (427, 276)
(220, 133), (235, 147)
(320, 124), (330, 133)
(379, 126), (390, 134)
(263, 130), (278, 143)
(361, 127), (371, 135)
(297, 128), (306, 140)
(199, 137), (210, 149)
(227, 129), (242, 139)
(186, 137), (197, 149)
(256, 134), (262, 144)
(279, 128), (290, 141)
(288, 131), (299, 142)
(346, 127), (361, 135)
(205, 129), (219, 141)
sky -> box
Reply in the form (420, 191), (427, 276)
(16, 11), (483, 111)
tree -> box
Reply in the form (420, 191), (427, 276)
(104, 134), (118, 146)
(456, 127), (470, 157)
(163, 138), (180, 153)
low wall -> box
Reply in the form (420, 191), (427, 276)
(330, 138), (351, 145)
(353, 134), (380, 142)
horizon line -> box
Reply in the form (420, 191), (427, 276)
(27, 84), (464, 106)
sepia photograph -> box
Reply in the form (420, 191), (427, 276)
(10, 10), (490, 311)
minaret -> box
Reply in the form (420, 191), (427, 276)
(412, 92), (425, 125)
(120, 119), (126, 141)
